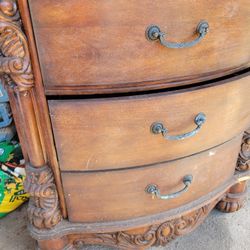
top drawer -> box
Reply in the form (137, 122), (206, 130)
(29, 0), (250, 95)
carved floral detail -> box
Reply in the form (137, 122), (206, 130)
(236, 130), (250, 172)
(24, 164), (62, 229)
(73, 201), (217, 250)
(0, 0), (33, 91)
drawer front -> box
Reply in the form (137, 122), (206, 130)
(29, 0), (250, 94)
(49, 74), (250, 171)
(62, 135), (241, 222)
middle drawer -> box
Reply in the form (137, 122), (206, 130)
(49, 73), (250, 171)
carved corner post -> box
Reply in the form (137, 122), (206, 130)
(217, 130), (249, 213)
(0, 0), (62, 229)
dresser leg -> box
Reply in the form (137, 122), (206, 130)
(216, 181), (247, 213)
(217, 130), (250, 213)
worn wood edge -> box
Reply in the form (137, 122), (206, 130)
(17, 0), (67, 218)
(48, 69), (250, 104)
(28, 170), (249, 240)
(45, 64), (250, 95)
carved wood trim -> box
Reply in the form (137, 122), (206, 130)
(0, 0), (20, 23)
(72, 200), (218, 250)
(33, 199), (216, 250)
(24, 163), (62, 229)
(236, 130), (250, 172)
(0, 0), (62, 229)
(0, 0), (33, 91)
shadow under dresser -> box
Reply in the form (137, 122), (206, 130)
(0, 1), (249, 249)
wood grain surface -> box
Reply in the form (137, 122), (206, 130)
(62, 135), (241, 222)
(28, 0), (250, 94)
(49, 74), (250, 171)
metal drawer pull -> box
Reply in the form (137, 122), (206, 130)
(146, 21), (209, 49)
(151, 112), (206, 141)
(145, 175), (193, 200)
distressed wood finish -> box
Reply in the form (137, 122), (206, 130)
(50, 74), (250, 171)
(28, 0), (250, 95)
(62, 136), (241, 222)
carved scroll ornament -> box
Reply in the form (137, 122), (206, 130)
(0, 0), (33, 91)
(73, 201), (216, 250)
(24, 164), (62, 229)
(0, 0), (20, 23)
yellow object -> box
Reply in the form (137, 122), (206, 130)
(0, 170), (29, 217)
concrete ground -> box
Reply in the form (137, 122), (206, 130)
(0, 192), (249, 250)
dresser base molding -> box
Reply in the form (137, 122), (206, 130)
(35, 200), (218, 250)
(29, 171), (249, 250)
(37, 201), (217, 250)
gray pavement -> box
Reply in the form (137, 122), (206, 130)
(0, 191), (249, 250)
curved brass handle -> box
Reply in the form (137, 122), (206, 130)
(146, 21), (209, 49)
(151, 112), (206, 141)
(145, 175), (193, 200)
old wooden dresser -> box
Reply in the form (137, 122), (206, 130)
(0, 0), (249, 249)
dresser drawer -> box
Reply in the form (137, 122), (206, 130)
(29, 0), (250, 95)
(62, 135), (241, 222)
(49, 73), (250, 171)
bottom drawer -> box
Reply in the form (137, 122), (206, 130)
(62, 135), (242, 223)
